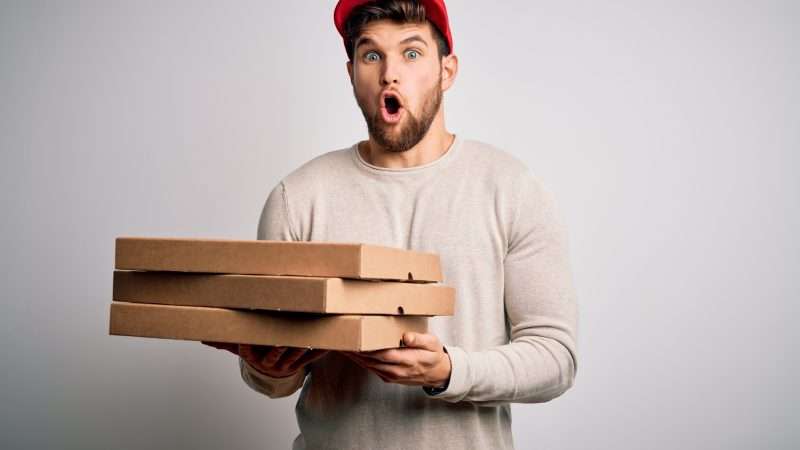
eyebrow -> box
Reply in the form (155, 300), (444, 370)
(399, 35), (429, 47)
(354, 37), (377, 51)
(354, 34), (430, 51)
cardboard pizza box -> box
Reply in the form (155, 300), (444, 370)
(115, 237), (443, 282)
(109, 302), (427, 351)
(113, 270), (455, 316)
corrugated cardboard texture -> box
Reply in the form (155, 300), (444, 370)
(109, 302), (428, 351)
(113, 271), (455, 316)
(115, 237), (443, 282)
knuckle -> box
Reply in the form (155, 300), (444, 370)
(382, 373), (397, 382)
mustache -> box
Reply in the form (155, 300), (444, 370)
(354, 86), (442, 153)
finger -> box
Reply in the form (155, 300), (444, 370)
(375, 372), (393, 383)
(238, 344), (255, 362)
(340, 351), (358, 359)
(239, 344), (273, 363)
(363, 364), (419, 385)
(347, 351), (375, 359)
(354, 350), (386, 361)
(260, 346), (289, 367)
(359, 349), (412, 365)
(344, 353), (370, 370)
(403, 332), (441, 352)
(343, 352), (377, 366)
(348, 351), (390, 365)
(349, 354), (410, 373)
(250, 345), (274, 359)
(343, 355), (413, 385)
(274, 348), (308, 370)
(364, 365), (394, 383)
(342, 351), (377, 368)
(343, 352), (389, 374)
(287, 349), (329, 371)
(368, 362), (416, 380)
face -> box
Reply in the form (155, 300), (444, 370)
(347, 20), (451, 152)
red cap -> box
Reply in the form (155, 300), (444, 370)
(334, 0), (453, 56)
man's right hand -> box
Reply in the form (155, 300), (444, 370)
(202, 341), (329, 379)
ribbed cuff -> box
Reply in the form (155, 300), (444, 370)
(239, 357), (305, 398)
(425, 345), (471, 402)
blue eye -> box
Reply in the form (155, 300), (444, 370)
(406, 50), (419, 60)
(364, 51), (380, 62)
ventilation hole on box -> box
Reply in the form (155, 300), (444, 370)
(407, 272), (414, 281)
(397, 306), (405, 315)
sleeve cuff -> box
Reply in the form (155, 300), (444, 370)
(424, 345), (471, 402)
(239, 357), (306, 398)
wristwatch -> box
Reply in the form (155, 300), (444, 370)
(423, 381), (449, 396)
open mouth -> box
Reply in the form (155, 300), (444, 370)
(380, 92), (404, 123)
(385, 95), (401, 114)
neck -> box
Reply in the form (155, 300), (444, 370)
(359, 111), (454, 169)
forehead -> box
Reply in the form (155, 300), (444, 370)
(355, 20), (436, 47)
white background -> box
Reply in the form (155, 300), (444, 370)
(1, 1), (797, 449)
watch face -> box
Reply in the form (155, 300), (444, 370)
(424, 385), (446, 396)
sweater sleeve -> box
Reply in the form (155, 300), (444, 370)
(238, 181), (309, 398)
(431, 172), (578, 406)
(239, 358), (307, 399)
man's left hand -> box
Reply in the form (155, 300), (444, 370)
(342, 332), (451, 388)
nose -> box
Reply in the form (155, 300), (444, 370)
(380, 55), (400, 86)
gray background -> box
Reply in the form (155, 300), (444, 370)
(1, 1), (797, 449)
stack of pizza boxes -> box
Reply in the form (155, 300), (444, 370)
(109, 237), (454, 351)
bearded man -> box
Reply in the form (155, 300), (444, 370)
(205, 1), (578, 449)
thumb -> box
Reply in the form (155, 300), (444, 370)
(403, 332), (440, 351)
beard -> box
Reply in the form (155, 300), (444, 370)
(355, 74), (443, 153)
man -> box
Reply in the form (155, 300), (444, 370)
(205, 1), (578, 448)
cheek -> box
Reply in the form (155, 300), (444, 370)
(353, 83), (373, 108)
(353, 71), (379, 106)
(409, 70), (439, 107)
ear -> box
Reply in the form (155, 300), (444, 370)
(440, 53), (458, 92)
(346, 60), (354, 86)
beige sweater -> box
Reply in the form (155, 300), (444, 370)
(239, 135), (578, 450)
